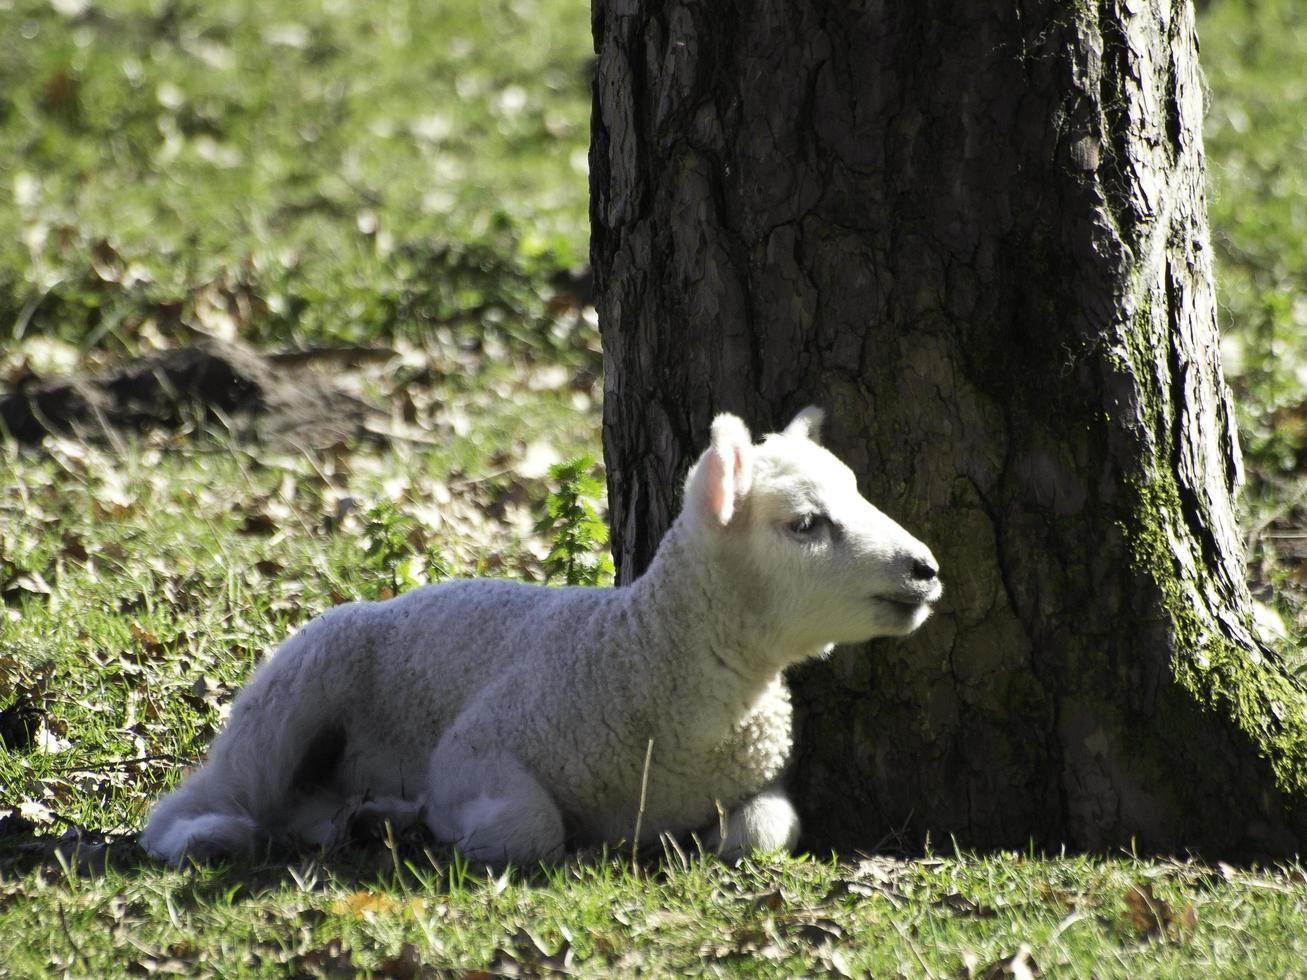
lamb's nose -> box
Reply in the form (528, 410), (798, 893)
(911, 557), (939, 581)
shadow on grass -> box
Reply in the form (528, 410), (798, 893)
(0, 811), (702, 904)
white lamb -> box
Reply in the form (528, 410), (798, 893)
(140, 408), (941, 866)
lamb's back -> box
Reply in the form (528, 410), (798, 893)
(348, 577), (598, 735)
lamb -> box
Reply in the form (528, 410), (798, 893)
(139, 407), (942, 867)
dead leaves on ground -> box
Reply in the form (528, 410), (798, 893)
(332, 890), (433, 921)
(1122, 881), (1197, 942)
(962, 943), (1041, 979)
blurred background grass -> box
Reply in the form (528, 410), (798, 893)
(1202, 0), (1307, 638)
(0, 0), (592, 352)
(0, 0), (1304, 628)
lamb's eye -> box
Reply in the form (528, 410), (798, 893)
(787, 513), (826, 537)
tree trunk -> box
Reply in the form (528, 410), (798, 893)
(590, 0), (1307, 855)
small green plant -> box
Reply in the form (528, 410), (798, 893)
(538, 455), (614, 586)
(360, 501), (449, 599)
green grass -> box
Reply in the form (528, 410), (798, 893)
(1203, 0), (1307, 643)
(1205, 0), (1307, 473)
(0, 0), (592, 352)
(4, 0), (1307, 974)
(5, 842), (1307, 976)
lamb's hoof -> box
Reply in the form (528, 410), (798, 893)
(141, 813), (260, 867)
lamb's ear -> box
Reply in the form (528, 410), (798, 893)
(688, 413), (754, 528)
(782, 406), (825, 445)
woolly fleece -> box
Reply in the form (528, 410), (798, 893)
(140, 408), (941, 866)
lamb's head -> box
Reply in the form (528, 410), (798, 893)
(683, 407), (942, 658)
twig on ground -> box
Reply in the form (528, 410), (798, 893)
(890, 918), (937, 980)
(57, 903), (87, 970)
(47, 753), (193, 774)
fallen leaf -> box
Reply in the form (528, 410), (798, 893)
(1036, 881), (1078, 909)
(748, 888), (787, 913)
(34, 719), (71, 754)
(824, 878), (905, 906)
(59, 533), (89, 562)
(332, 890), (395, 918)
(330, 890), (427, 920)
(822, 947), (854, 978)
(976, 943), (1040, 979)
(181, 675), (229, 711)
(90, 239), (125, 284)
(936, 891), (999, 918)
(788, 917), (844, 946)
(289, 939), (355, 978)
(126, 955), (190, 975)
(379, 942), (439, 979)
(1123, 882), (1193, 940)
(3, 570), (53, 601)
(18, 800), (56, 826)
(239, 511), (279, 536)
(130, 622), (166, 657)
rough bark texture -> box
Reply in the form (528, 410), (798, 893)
(591, 0), (1307, 855)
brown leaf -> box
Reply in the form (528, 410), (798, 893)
(332, 890), (396, 918)
(330, 890), (426, 920)
(936, 891), (999, 918)
(378, 942), (439, 979)
(824, 878), (905, 906)
(1036, 881), (1078, 909)
(41, 69), (79, 113)
(239, 511), (279, 536)
(59, 533), (89, 562)
(789, 917), (844, 946)
(34, 718), (71, 754)
(186, 675), (224, 705)
(90, 239), (125, 284)
(130, 621), (165, 656)
(1123, 882), (1192, 940)
(290, 939), (355, 978)
(748, 888), (787, 913)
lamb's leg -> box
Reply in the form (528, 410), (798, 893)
(701, 786), (800, 861)
(424, 737), (564, 867)
(139, 766), (264, 866)
(285, 794), (424, 850)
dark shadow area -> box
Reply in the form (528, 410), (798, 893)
(0, 339), (391, 450)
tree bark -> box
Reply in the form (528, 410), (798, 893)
(590, 0), (1307, 855)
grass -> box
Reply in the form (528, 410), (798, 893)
(5, 847), (1307, 976)
(3, 0), (1307, 975)
(1204, 0), (1307, 642)
(0, 0), (591, 352)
